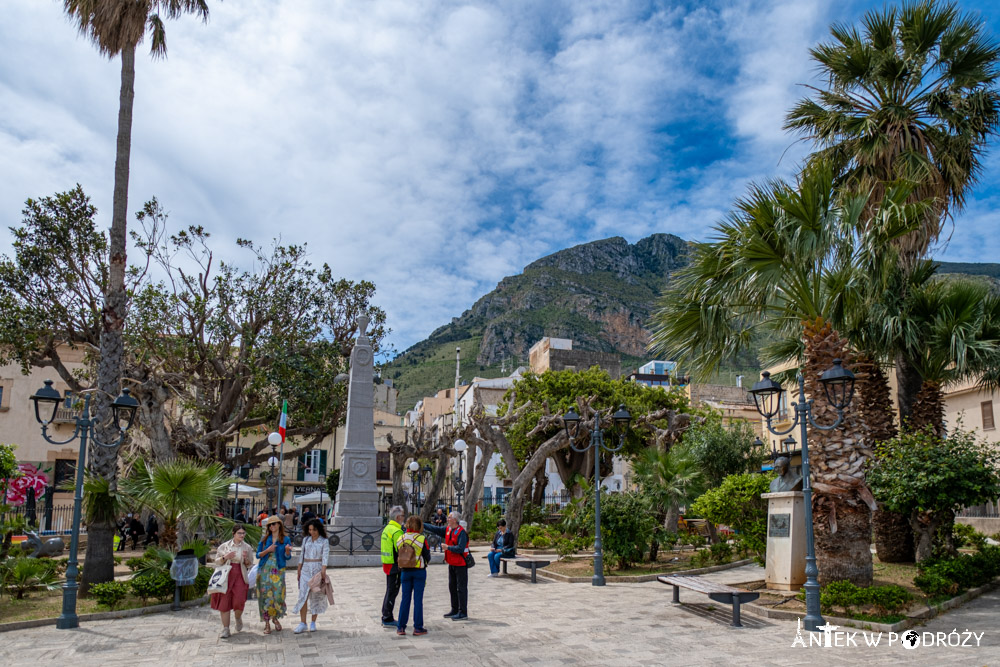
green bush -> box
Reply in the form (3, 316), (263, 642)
(691, 549), (712, 568)
(0, 555), (60, 599)
(181, 566), (213, 601)
(521, 503), (549, 526)
(593, 492), (657, 570)
(517, 524), (543, 545)
(555, 538), (578, 558)
(951, 523), (988, 551)
(709, 542), (732, 565)
(913, 572), (959, 597)
(532, 535), (552, 550)
(129, 570), (174, 603)
(915, 546), (1000, 597)
(125, 557), (149, 572)
(90, 581), (129, 609)
(470, 505), (503, 541)
(113, 555), (123, 566)
(689, 473), (772, 564)
(815, 580), (914, 616)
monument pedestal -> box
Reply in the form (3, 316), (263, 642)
(762, 491), (806, 591)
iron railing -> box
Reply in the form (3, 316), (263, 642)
(4, 504), (80, 535)
(957, 500), (1000, 518)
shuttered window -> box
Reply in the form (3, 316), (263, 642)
(983, 401), (995, 430)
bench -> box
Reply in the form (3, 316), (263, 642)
(657, 575), (759, 628)
(499, 556), (551, 583)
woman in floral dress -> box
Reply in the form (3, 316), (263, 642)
(293, 518), (331, 633)
(256, 515), (292, 633)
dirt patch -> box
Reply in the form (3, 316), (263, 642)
(544, 551), (702, 577)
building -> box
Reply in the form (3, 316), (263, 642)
(529, 337), (621, 379)
(685, 383), (761, 433)
(627, 360), (680, 387)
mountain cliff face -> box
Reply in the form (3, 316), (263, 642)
(423, 234), (686, 366)
(386, 233), (1000, 409)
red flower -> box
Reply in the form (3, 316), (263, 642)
(6, 464), (49, 506)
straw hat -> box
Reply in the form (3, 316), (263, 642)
(262, 515), (282, 527)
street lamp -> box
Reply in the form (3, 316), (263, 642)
(562, 403), (632, 586)
(29, 380), (138, 630)
(408, 460), (420, 515)
(453, 438), (467, 512)
(266, 432), (281, 511)
(749, 359), (856, 633)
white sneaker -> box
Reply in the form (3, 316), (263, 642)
(220, 627), (231, 639)
(309, 622), (316, 632)
(294, 622), (308, 634)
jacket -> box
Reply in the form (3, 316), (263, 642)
(425, 524), (469, 567)
(492, 530), (516, 557)
(395, 531), (430, 570)
(257, 534), (291, 569)
(380, 520), (404, 570)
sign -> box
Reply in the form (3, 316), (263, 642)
(769, 513), (791, 538)
(294, 485), (321, 494)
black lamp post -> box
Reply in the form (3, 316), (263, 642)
(408, 460), (420, 515)
(749, 359), (856, 633)
(266, 440), (280, 512)
(562, 403), (632, 586)
(453, 438), (467, 513)
(30, 380), (138, 630)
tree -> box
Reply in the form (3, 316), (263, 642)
(785, 0), (1000, 421)
(690, 473), (773, 564)
(649, 163), (924, 585)
(867, 428), (1000, 561)
(683, 418), (764, 489)
(63, 0), (214, 591)
(120, 458), (230, 550)
(632, 444), (701, 539)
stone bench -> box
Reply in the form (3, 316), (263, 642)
(657, 575), (759, 628)
(499, 556), (551, 583)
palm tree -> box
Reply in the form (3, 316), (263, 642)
(120, 458), (229, 551)
(649, 163), (925, 585)
(62, 0), (212, 588)
(634, 444), (702, 537)
(784, 0), (1000, 422)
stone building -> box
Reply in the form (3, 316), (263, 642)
(528, 337), (621, 378)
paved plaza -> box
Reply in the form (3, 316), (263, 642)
(2, 550), (998, 667)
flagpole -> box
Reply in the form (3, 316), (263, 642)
(276, 400), (288, 511)
(277, 440), (284, 511)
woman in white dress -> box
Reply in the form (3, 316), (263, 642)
(293, 518), (331, 633)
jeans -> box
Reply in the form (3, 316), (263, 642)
(448, 565), (468, 614)
(381, 569), (401, 622)
(487, 550), (503, 574)
(397, 568), (427, 631)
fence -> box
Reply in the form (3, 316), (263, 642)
(3, 504), (80, 535)
(957, 500), (1000, 518)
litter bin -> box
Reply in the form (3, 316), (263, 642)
(170, 548), (199, 610)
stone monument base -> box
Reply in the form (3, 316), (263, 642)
(326, 516), (384, 567)
(762, 491), (806, 591)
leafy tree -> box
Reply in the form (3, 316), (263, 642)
(867, 428), (1000, 561)
(589, 491), (657, 571)
(683, 418), (764, 488)
(325, 469), (341, 504)
(690, 473), (774, 565)
(0, 443), (23, 559)
(63, 0), (214, 592)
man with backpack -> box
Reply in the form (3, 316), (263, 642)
(394, 515), (431, 636)
(379, 505), (405, 627)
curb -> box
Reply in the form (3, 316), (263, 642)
(0, 595), (210, 633)
(743, 580), (999, 632)
(535, 558), (755, 584)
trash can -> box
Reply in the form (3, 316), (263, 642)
(170, 548), (199, 610)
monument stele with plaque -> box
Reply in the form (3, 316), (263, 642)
(328, 315), (383, 566)
(761, 491), (806, 590)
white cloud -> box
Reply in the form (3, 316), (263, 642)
(1, 0), (998, 354)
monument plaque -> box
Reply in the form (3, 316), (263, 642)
(768, 513), (790, 538)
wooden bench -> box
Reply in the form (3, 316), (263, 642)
(499, 556), (551, 583)
(657, 575), (759, 628)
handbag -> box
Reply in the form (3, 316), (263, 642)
(207, 564), (230, 595)
(246, 563), (259, 588)
(464, 551), (475, 568)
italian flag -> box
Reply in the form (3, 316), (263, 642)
(278, 400), (288, 442)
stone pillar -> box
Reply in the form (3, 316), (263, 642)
(761, 491), (806, 591)
(329, 315), (383, 566)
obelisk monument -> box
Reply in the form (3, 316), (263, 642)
(328, 314), (382, 566)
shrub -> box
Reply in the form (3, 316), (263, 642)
(593, 492), (657, 570)
(129, 570), (174, 603)
(555, 538), (578, 558)
(817, 580), (914, 616)
(113, 555), (123, 566)
(90, 581), (129, 609)
(915, 545), (1000, 597)
(689, 473), (772, 563)
(521, 503), (549, 526)
(913, 572), (959, 598)
(517, 524), (543, 546)
(470, 505), (502, 541)
(709, 542), (732, 565)
(126, 557), (149, 572)
(951, 523), (988, 551)
(691, 549), (712, 569)
(532, 536), (552, 550)
(0, 555), (60, 599)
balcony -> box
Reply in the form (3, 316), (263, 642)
(53, 407), (82, 424)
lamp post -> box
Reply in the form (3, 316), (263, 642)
(749, 359), (856, 633)
(453, 438), (467, 513)
(562, 403), (632, 586)
(266, 436), (280, 512)
(29, 380), (138, 630)
(408, 460), (420, 515)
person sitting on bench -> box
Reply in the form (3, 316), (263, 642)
(487, 519), (516, 577)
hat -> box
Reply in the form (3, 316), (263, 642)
(263, 515), (283, 527)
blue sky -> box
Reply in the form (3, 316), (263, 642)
(1, 0), (999, 354)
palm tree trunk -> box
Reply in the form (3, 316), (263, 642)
(801, 318), (874, 586)
(855, 357), (916, 562)
(82, 43), (136, 593)
(894, 353), (924, 430)
(908, 381), (946, 437)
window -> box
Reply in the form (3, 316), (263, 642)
(376, 451), (391, 481)
(54, 459), (76, 488)
(0, 385), (4, 409)
(298, 449), (326, 482)
(63, 390), (75, 408)
(226, 447), (250, 479)
(983, 401), (995, 431)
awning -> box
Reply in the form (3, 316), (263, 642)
(293, 490), (333, 505)
(228, 483), (263, 496)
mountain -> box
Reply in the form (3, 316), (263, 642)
(385, 235), (1000, 411)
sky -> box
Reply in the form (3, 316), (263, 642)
(2, 0), (999, 354)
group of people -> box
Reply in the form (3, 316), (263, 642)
(116, 512), (158, 551)
(380, 506), (515, 635)
(209, 516), (333, 639)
